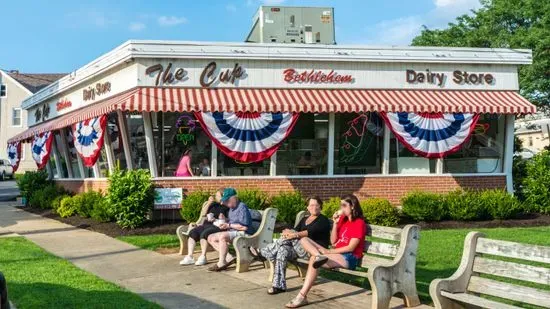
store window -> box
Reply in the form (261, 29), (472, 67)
(334, 113), (384, 175)
(389, 132), (436, 174)
(65, 130), (82, 178)
(107, 113), (127, 170)
(152, 112), (212, 177)
(276, 113), (329, 175)
(53, 132), (68, 178)
(127, 113), (150, 169)
(217, 151), (270, 176)
(444, 114), (505, 173)
(12, 108), (21, 126)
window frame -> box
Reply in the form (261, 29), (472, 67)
(11, 107), (22, 127)
(0, 84), (6, 98)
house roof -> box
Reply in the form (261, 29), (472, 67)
(6, 71), (66, 93)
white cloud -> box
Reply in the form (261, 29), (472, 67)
(226, 4), (237, 12)
(158, 16), (188, 27)
(129, 22), (146, 32)
(246, 0), (286, 6)
(344, 0), (481, 46)
(66, 9), (116, 29)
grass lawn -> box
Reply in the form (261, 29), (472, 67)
(0, 237), (162, 309)
(117, 226), (550, 304)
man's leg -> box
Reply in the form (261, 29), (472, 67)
(208, 232), (222, 252)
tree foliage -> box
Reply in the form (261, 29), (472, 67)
(412, 0), (550, 110)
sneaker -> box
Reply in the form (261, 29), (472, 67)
(195, 255), (207, 266)
(179, 256), (195, 266)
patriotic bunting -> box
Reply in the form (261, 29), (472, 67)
(195, 111), (299, 162)
(73, 115), (107, 167)
(7, 141), (22, 172)
(31, 132), (54, 169)
(380, 112), (480, 158)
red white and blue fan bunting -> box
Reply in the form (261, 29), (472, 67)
(72, 115), (107, 167)
(31, 132), (54, 169)
(7, 141), (22, 172)
(195, 112), (299, 162)
(380, 112), (480, 158)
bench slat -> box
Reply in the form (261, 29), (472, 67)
(368, 225), (401, 241)
(362, 255), (393, 267)
(467, 276), (550, 308)
(366, 242), (399, 257)
(473, 256), (550, 285)
(476, 238), (550, 264)
(440, 291), (522, 309)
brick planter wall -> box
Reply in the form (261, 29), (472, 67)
(56, 174), (507, 205)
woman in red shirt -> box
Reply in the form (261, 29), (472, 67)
(286, 194), (366, 308)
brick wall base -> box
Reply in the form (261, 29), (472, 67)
(56, 175), (507, 205)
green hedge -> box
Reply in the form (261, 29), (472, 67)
(270, 191), (305, 225)
(402, 191), (447, 222)
(180, 190), (211, 223)
(321, 197), (341, 218)
(239, 189), (270, 210)
(523, 151), (550, 214)
(16, 170), (52, 203)
(361, 198), (399, 227)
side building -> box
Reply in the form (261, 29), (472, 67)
(0, 70), (65, 173)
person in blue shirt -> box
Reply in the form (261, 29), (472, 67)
(207, 188), (254, 272)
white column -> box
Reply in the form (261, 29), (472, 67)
(76, 153), (86, 178)
(117, 110), (133, 170)
(436, 158), (444, 174)
(103, 127), (116, 173)
(58, 129), (73, 178)
(270, 152), (277, 176)
(51, 138), (63, 178)
(504, 114), (515, 194)
(382, 123), (390, 174)
(142, 111), (158, 177)
(327, 113), (335, 175)
(211, 143), (218, 177)
(92, 162), (101, 178)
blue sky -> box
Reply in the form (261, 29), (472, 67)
(0, 0), (480, 73)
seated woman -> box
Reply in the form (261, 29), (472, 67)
(285, 194), (366, 308)
(180, 188), (228, 266)
(249, 197), (330, 294)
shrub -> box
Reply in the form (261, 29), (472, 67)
(51, 194), (70, 212)
(239, 189), (269, 210)
(90, 199), (113, 223)
(29, 184), (62, 209)
(478, 189), (522, 220)
(270, 191), (305, 225)
(321, 197), (341, 218)
(361, 198), (399, 227)
(402, 191), (447, 222)
(16, 170), (51, 202)
(76, 191), (104, 218)
(445, 190), (489, 221)
(107, 168), (155, 229)
(57, 196), (78, 218)
(180, 190), (211, 223)
(523, 151), (550, 214)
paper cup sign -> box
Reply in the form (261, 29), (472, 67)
(154, 188), (183, 209)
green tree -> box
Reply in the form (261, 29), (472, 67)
(412, 0), (550, 110)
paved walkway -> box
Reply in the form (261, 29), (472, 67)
(0, 203), (431, 309)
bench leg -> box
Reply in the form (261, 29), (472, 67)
(369, 267), (392, 309)
(176, 226), (188, 256)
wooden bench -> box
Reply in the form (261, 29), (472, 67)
(176, 204), (278, 273)
(430, 231), (550, 309)
(268, 211), (421, 309)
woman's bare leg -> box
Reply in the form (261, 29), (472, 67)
(299, 253), (348, 296)
(200, 239), (209, 256)
(299, 237), (324, 256)
(186, 238), (197, 257)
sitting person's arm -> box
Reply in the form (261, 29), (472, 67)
(223, 205), (250, 232)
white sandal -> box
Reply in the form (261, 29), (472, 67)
(285, 293), (308, 308)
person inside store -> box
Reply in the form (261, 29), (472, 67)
(285, 194), (366, 308)
(248, 196), (331, 295)
(175, 149), (194, 177)
(199, 157), (211, 176)
(297, 151), (317, 175)
(206, 188), (256, 272)
(180, 188), (228, 266)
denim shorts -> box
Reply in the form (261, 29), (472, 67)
(342, 252), (360, 270)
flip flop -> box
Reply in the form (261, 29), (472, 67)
(215, 257), (237, 272)
(207, 264), (221, 272)
(313, 255), (328, 269)
(249, 247), (267, 262)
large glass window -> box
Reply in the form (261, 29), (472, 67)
(276, 113), (328, 175)
(444, 114), (505, 173)
(389, 132), (436, 174)
(152, 112), (212, 177)
(217, 151), (270, 176)
(127, 113), (149, 169)
(334, 113), (384, 175)
(65, 129), (83, 178)
(107, 113), (127, 170)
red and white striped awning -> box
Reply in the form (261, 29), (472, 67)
(8, 87), (535, 143)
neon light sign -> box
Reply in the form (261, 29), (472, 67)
(175, 114), (196, 145)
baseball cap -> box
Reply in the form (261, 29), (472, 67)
(221, 188), (237, 202)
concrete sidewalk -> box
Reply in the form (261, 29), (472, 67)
(0, 203), (431, 309)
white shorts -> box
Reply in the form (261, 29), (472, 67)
(228, 230), (246, 241)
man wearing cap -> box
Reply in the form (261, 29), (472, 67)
(207, 188), (256, 272)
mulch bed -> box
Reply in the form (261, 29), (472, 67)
(18, 206), (183, 238)
(412, 213), (550, 230)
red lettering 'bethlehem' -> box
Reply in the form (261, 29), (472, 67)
(283, 69), (354, 84)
